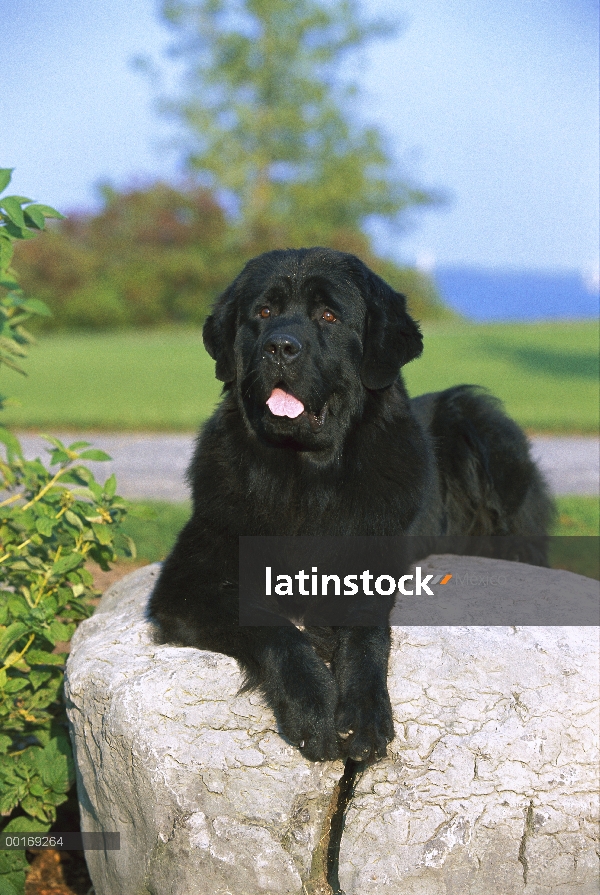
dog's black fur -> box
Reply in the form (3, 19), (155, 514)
(148, 247), (553, 763)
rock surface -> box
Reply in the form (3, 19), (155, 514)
(339, 623), (599, 895)
(65, 561), (599, 895)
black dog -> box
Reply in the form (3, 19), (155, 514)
(148, 247), (553, 763)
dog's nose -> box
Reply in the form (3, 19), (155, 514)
(262, 333), (302, 364)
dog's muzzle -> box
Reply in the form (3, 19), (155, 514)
(262, 333), (302, 365)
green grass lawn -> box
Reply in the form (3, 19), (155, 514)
(120, 496), (599, 579)
(402, 320), (599, 434)
(3, 329), (223, 431)
(2, 320), (598, 433)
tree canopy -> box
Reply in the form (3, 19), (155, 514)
(14, 0), (451, 330)
(154, 0), (437, 254)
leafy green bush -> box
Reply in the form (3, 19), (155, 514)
(14, 182), (237, 331)
(13, 181), (452, 332)
(0, 169), (132, 895)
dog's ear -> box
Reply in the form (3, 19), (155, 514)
(203, 284), (237, 383)
(356, 263), (423, 390)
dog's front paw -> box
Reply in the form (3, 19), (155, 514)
(278, 693), (341, 762)
(335, 688), (394, 762)
(268, 663), (341, 761)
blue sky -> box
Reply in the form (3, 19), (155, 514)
(2, 0), (598, 275)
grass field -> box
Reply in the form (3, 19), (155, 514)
(1, 320), (598, 433)
(119, 496), (599, 579)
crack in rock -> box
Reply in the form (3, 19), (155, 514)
(304, 759), (362, 895)
(518, 799), (535, 885)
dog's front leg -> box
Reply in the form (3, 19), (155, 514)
(251, 625), (341, 762)
(332, 626), (395, 762)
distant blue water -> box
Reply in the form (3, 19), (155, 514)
(434, 268), (599, 321)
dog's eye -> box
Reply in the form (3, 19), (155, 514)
(259, 307), (271, 319)
(322, 310), (337, 323)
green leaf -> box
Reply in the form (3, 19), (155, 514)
(0, 355), (26, 375)
(78, 449), (112, 462)
(46, 621), (75, 645)
(35, 516), (54, 537)
(3, 677), (29, 693)
(0, 622), (29, 660)
(68, 467), (93, 484)
(46, 791), (69, 808)
(0, 789), (21, 822)
(2, 816), (50, 835)
(78, 566), (94, 586)
(29, 670), (52, 691)
(25, 649), (65, 666)
(0, 870), (23, 895)
(92, 522), (113, 545)
(19, 297), (52, 317)
(23, 206), (45, 229)
(0, 427), (23, 461)
(64, 510), (84, 530)
(62, 484), (94, 499)
(28, 782), (46, 798)
(0, 169), (13, 193)
(67, 441), (91, 451)
(25, 203), (64, 220)
(0, 337), (27, 358)
(0, 197), (26, 230)
(51, 553), (82, 576)
(103, 473), (117, 498)
(48, 449), (70, 466)
(87, 478), (103, 500)
(6, 561), (33, 571)
(20, 793), (51, 822)
(40, 434), (65, 450)
(6, 595), (29, 618)
(87, 543), (113, 571)
(124, 535), (137, 559)
(33, 738), (73, 791)
(0, 220), (34, 240)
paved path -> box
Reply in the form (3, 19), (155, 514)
(16, 433), (599, 500)
(528, 437), (599, 498)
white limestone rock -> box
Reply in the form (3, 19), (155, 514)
(65, 560), (599, 895)
(339, 622), (599, 895)
(65, 565), (342, 895)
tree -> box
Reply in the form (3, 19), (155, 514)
(153, 0), (437, 256)
(16, 182), (453, 333)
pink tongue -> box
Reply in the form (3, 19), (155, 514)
(267, 388), (305, 418)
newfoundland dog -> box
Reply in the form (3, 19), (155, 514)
(148, 247), (553, 763)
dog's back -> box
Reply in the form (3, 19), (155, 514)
(411, 385), (554, 556)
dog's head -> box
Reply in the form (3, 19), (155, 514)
(203, 248), (423, 453)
